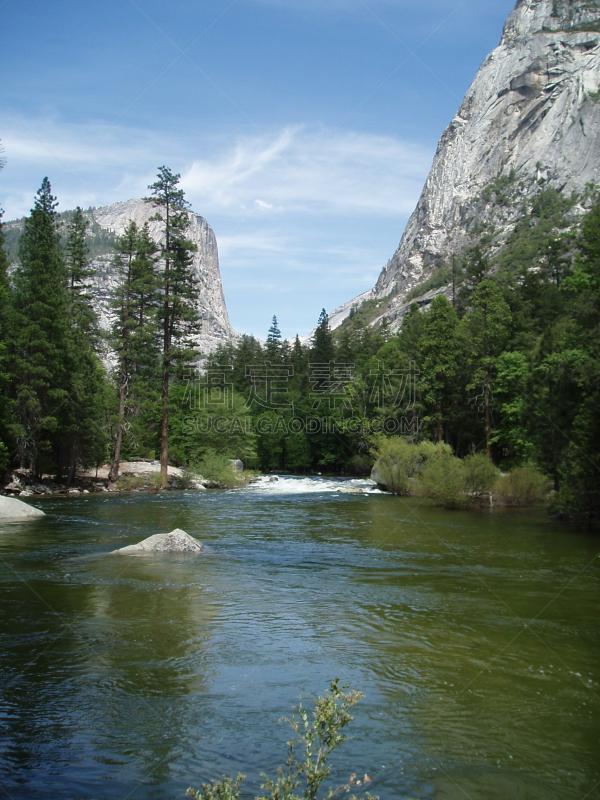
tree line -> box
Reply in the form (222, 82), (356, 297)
(1, 172), (599, 516)
(203, 186), (600, 518)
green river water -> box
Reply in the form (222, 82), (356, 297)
(0, 475), (598, 800)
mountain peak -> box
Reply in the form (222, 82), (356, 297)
(502, 0), (600, 42)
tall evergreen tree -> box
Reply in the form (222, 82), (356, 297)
(465, 280), (511, 455)
(10, 178), (71, 474)
(311, 309), (335, 364)
(108, 221), (160, 483)
(0, 208), (12, 471)
(146, 166), (200, 488)
(65, 206), (97, 341)
(62, 206), (110, 484)
(420, 295), (460, 443)
(266, 315), (282, 361)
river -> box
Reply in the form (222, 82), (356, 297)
(0, 476), (598, 800)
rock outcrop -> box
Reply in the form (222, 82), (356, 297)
(89, 199), (237, 353)
(112, 528), (204, 554)
(0, 496), (45, 519)
(332, 0), (600, 332)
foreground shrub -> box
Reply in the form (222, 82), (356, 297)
(187, 680), (376, 800)
(418, 451), (498, 509)
(370, 437), (449, 495)
(496, 465), (551, 507)
(417, 451), (467, 508)
(463, 452), (500, 498)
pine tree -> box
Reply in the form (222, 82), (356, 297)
(311, 309), (335, 365)
(65, 207), (97, 341)
(10, 178), (71, 474)
(146, 166), (200, 488)
(0, 208), (12, 470)
(421, 295), (460, 443)
(266, 315), (282, 361)
(108, 222), (160, 483)
(465, 280), (511, 455)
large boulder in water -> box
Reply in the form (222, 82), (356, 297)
(0, 495), (45, 519)
(112, 528), (204, 554)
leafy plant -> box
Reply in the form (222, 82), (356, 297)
(370, 437), (447, 495)
(463, 452), (499, 498)
(495, 466), (551, 507)
(187, 681), (376, 800)
(417, 450), (467, 509)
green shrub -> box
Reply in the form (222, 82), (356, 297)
(417, 451), (467, 509)
(370, 437), (449, 495)
(495, 466), (551, 507)
(187, 680), (376, 800)
(194, 450), (252, 489)
(463, 452), (500, 498)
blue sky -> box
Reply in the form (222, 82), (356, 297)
(0, 0), (516, 339)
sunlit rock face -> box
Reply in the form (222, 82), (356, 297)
(331, 0), (600, 332)
(88, 198), (237, 354)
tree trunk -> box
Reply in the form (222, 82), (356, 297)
(109, 374), (127, 485)
(485, 379), (491, 456)
(67, 446), (77, 488)
(160, 367), (169, 489)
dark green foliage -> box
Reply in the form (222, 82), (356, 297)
(420, 295), (460, 442)
(9, 178), (71, 471)
(311, 309), (335, 364)
(266, 315), (282, 361)
(4, 179), (110, 478)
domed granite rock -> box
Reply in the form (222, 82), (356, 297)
(0, 496), (45, 519)
(112, 528), (204, 554)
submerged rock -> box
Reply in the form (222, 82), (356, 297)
(338, 487), (364, 494)
(112, 528), (204, 554)
(0, 496), (45, 519)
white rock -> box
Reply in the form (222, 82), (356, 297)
(112, 528), (204, 554)
(0, 496), (45, 519)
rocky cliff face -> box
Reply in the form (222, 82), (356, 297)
(86, 199), (236, 353)
(333, 0), (600, 332)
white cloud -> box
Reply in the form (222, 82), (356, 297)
(0, 117), (432, 222)
(180, 125), (431, 218)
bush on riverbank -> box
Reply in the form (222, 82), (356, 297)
(194, 449), (252, 489)
(371, 438), (499, 507)
(370, 438), (446, 495)
(417, 451), (499, 509)
(495, 465), (552, 506)
(187, 680), (376, 800)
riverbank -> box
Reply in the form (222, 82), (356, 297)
(0, 458), (252, 498)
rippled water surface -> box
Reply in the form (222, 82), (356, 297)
(0, 477), (599, 800)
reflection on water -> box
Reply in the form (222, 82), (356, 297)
(0, 477), (598, 800)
